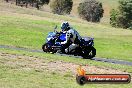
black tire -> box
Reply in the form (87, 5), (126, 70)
(42, 43), (57, 54)
(76, 75), (86, 85)
(82, 46), (96, 59)
(42, 43), (51, 52)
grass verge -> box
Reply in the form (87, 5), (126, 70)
(0, 48), (132, 88)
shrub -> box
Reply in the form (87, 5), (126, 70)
(16, 0), (50, 9)
(110, 0), (132, 29)
(40, 0), (50, 4)
(33, 0), (50, 9)
(110, 9), (120, 27)
(78, 0), (104, 22)
(50, 0), (73, 15)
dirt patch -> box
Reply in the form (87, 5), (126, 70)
(0, 52), (128, 76)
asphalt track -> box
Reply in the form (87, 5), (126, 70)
(0, 45), (132, 66)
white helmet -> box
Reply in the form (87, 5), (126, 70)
(61, 21), (70, 31)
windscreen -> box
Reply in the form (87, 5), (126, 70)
(47, 32), (56, 38)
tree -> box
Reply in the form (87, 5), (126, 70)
(15, 0), (50, 9)
(41, 0), (49, 4)
(50, 0), (73, 15)
(110, 9), (120, 27)
(110, 0), (132, 29)
(78, 0), (104, 22)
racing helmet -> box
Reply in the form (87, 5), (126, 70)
(61, 21), (70, 31)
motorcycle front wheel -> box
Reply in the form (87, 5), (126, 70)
(42, 43), (51, 52)
(42, 43), (57, 54)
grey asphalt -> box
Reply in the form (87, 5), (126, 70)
(0, 45), (132, 66)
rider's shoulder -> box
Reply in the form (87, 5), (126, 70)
(68, 29), (74, 33)
(68, 27), (75, 32)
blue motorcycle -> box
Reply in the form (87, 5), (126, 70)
(42, 26), (96, 59)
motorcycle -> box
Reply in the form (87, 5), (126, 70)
(42, 26), (96, 59)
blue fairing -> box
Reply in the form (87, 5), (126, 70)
(46, 32), (66, 47)
(55, 33), (66, 46)
(59, 33), (66, 41)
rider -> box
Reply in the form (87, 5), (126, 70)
(61, 21), (82, 53)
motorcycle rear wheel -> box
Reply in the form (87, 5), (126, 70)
(82, 46), (96, 59)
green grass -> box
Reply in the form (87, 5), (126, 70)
(0, 64), (132, 88)
(0, 2), (132, 88)
(1, 48), (132, 73)
(0, 12), (132, 61)
(0, 48), (132, 88)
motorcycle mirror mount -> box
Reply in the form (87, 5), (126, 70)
(54, 25), (57, 32)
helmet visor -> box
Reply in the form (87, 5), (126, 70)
(61, 24), (67, 31)
(61, 26), (66, 30)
